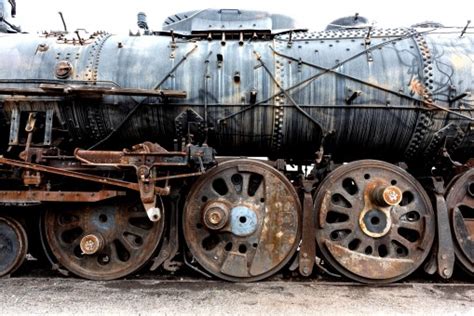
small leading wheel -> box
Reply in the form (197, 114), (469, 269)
(0, 216), (28, 277)
(446, 169), (474, 275)
(183, 159), (301, 282)
(43, 199), (164, 280)
(314, 160), (435, 283)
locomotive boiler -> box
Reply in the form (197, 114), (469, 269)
(0, 1), (473, 283)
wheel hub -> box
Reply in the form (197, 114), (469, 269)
(359, 208), (390, 238)
(229, 205), (258, 237)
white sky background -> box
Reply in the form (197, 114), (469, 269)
(14, 0), (473, 34)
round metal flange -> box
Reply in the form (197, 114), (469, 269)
(446, 169), (474, 275)
(43, 199), (164, 280)
(183, 159), (301, 282)
(0, 216), (28, 277)
(314, 160), (435, 283)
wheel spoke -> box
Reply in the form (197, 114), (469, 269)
(334, 189), (359, 208)
(125, 224), (149, 237)
(328, 203), (356, 218)
(56, 221), (81, 232)
(391, 235), (414, 250)
(397, 219), (424, 232)
(108, 242), (119, 262)
(327, 221), (353, 231)
(120, 235), (138, 252)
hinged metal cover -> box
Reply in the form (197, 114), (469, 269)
(162, 9), (295, 34)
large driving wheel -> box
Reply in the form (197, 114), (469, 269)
(0, 216), (28, 277)
(314, 160), (435, 283)
(446, 169), (474, 275)
(43, 198), (164, 280)
(183, 159), (301, 282)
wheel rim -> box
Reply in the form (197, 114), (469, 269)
(314, 160), (435, 283)
(446, 169), (474, 275)
(0, 216), (28, 277)
(183, 159), (301, 282)
(44, 198), (164, 280)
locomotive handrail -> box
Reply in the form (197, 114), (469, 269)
(0, 78), (121, 87)
(0, 84), (186, 98)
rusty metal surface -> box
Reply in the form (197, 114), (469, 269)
(429, 178), (455, 278)
(150, 195), (182, 272)
(183, 159), (301, 281)
(0, 6), (474, 285)
(446, 169), (474, 275)
(0, 156), (170, 195)
(43, 198), (164, 280)
(0, 190), (123, 204)
(0, 216), (27, 277)
(314, 160), (435, 283)
(298, 181), (316, 277)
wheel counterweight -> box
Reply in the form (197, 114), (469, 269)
(314, 160), (435, 283)
(183, 159), (301, 282)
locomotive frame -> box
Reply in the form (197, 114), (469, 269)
(0, 3), (473, 283)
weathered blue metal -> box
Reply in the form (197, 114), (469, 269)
(0, 11), (472, 163)
(0, 0), (20, 32)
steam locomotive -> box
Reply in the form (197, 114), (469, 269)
(0, 0), (472, 283)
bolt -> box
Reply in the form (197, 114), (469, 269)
(441, 254), (447, 260)
(80, 234), (104, 255)
(303, 252), (308, 258)
(214, 256), (219, 260)
(443, 268), (450, 277)
(209, 210), (223, 225)
(303, 267), (309, 274)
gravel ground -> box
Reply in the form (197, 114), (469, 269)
(0, 275), (473, 315)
